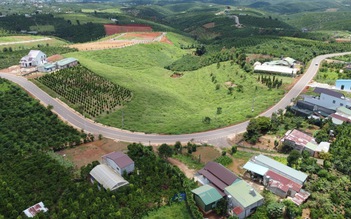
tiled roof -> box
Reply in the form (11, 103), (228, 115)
(103, 151), (134, 169)
(282, 129), (316, 148)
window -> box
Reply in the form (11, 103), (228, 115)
(340, 103), (344, 106)
(333, 100), (336, 104)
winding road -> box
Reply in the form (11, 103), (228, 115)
(1, 52), (351, 145)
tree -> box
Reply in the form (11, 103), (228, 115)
(217, 107), (222, 115)
(195, 45), (206, 56)
(174, 141), (182, 154)
(231, 145), (237, 155)
(287, 150), (300, 167)
(267, 202), (284, 219)
(203, 117), (211, 124)
(158, 144), (173, 159)
(283, 200), (302, 219)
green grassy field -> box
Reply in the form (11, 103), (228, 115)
(54, 13), (113, 25)
(29, 25), (55, 32)
(0, 35), (44, 43)
(64, 37), (292, 134)
(0, 36), (68, 51)
(143, 202), (192, 219)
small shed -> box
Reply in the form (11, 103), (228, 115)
(37, 63), (56, 72)
(56, 57), (78, 69)
(23, 202), (48, 218)
(191, 184), (222, 213)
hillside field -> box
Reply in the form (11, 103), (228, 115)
(63, 33), (292, 134)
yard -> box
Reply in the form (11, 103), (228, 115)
(65, 33), (293, 134)
(56, 138), (129, 169)
(144, 201), (192, 219)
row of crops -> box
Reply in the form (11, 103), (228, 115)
(37, 65), (132, 118)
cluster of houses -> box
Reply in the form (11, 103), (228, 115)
(253, 57), (299, 76)
(281, 129), (330, 157)
(19, 50), (78, 73)
(191, 155), (310, 218)
(292, 87), (351, 125)
(89, 151), (134, 191)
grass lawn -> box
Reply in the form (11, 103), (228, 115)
(0, 36), (68, 51)
(55, 13), (113, 25)
(172, 154), (204, 170)
(144, 202), (192, 219)
(29, 25), (55, 32)
(0, 35), (43, 43)
(64, 39), (293, 134)
(315, 69), (338, 85)
(82, 8), (122, 13)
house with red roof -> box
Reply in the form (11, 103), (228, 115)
(23, 202), (48, 218)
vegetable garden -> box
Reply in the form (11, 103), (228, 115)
(36, 66), (132, 118)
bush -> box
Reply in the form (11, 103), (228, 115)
(215, 155), (232, 166)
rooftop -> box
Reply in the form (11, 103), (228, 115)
(225, 180), (263, 208)
(56, 57), (78, 66)
(282, 129), (316, 148)
(191, 184), (222, 205)
(90, 164), (129, 191)
(313, 87), (344, 99)
(198, 162), (239, 195)
(243, 161), (269, 176)
(266, 170), (302, 192)
(103, 151), (134, 169)
(23, 202), (48, 218)
(254, 64), (298, 74)
(251, 154), (308, 184)
(315, 142), (330, 153)
(337, 106), (351, 116)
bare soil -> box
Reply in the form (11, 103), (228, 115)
(203, 22), (215, 29)
(57, 138), (129, 169)
(168, 157), (196, 179)
(193, 146), (221, 164)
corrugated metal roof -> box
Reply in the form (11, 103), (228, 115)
(337, 106), (351, 116)
(56, 57), (78, 66)
(243, 161), (269, 176)
(313, 87), (344, 99)
(266, 170), (302, 192)
(225, 180), (263, 208)
(252, 155), (308, 184)
(191, 185), (222, 205)
(305, 142), (317, 151)
(103, 151), (134, 169)
(90, 164), (128, 191)
(316, 142), (330, 153)
(282, 129), (315, 148)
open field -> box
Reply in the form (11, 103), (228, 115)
(65, 40), (293, 134)
(56, 138), (129, 169)
(0, 36), (68, 50)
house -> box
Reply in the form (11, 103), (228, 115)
(23, 202), (48, 218)
(194, 161), (239, 196)
(191, 184), (222, 213)
(90, 151), (133, 191)
(56, 57), (78, 70)
(253, 57), (298, 75)
(90, 164), (129, 191)
(242, 161), (269, 183)
(335, 79), (351, 91)
(329, 106), (351, 124)
(304, 87), (351, 110)
(19, 50), (47, 68)
(291, 100), (335, 118)
(37, 63), (56, 73)
(250, 154), (308, 185)
(225, 180), (264, 219)
(263, 170), (302, 198)
(102, 151), (134, 175)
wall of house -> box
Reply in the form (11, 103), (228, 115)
(102, 157), (122, 175)
(267, 186), (287, 198)
(336, 80), (351, 91)
(243, 199), (264, 218)
(194, 194), (207, 212)
(283, 139), (304, 152)
(304, 94), (351, 110)
(123, 163), (135, 174)
(302, 147), (315, 157)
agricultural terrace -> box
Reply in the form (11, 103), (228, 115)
(0, 36), (67, 51)
(36, 66), (132, 118)
(65, 34), (293, 134)
(54, 13), (113, 25)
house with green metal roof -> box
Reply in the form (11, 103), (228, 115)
(56, 57), (78, 69)
(225, 180), (264, 219)
(191, 184), (222, 213)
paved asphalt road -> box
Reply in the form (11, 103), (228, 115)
(1, 52), (351, 145)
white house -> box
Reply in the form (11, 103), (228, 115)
(102, 151), (134, 175)
(19, 50), (47, 68)
(304, 87), (351, 110)
(23, 202), (48, 218)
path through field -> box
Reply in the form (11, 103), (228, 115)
(0, 37), (51, 46)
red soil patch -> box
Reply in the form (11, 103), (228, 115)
(160, 35), (173, 44)
(57, 138), (129, 169)
(123, 32), (161, 39)
(335, 38), (351, 43)
(170, 72), (183, 78)
(104, 24), (153, 35)
(47, 54), (64, 62)
(69, 41), (134, 51)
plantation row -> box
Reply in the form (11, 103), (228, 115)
(37, 66), (132, 118)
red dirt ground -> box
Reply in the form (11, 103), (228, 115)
(122, 32), (162, 39)
(104, 24), (153, 35)
(47, 54), (64, 62)
(160, 35), (173, 44)
(57, 138), (129, 169)
(68, 41), (134, 51)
